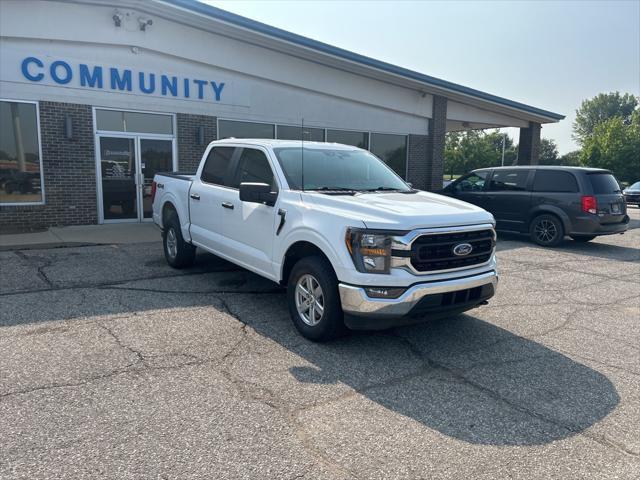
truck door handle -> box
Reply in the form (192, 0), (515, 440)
(221, 202), (234, 210)
(190, 193), (200, 200)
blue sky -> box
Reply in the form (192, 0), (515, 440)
(204, 0), (640, 154)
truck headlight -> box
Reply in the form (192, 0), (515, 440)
(345, 228), (394, 274)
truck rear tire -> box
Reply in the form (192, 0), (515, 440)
(287, 256), (346, 342)
(163, 211), (196, 269)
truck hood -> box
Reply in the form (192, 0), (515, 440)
(303, 190), (494, 230)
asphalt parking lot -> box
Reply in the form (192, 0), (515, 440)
(1, 210), (639, 479)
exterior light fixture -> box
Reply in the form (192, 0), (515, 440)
(64, 115), (73, 140)
(138, 16), (153, 31)
(112, 11), (123, 27)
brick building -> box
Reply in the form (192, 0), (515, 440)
(0, 0), (563, 230)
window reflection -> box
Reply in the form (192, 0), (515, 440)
(218, 120), (274, 139)
(0, 101), (43, 204)
(370, 133), (407, 178)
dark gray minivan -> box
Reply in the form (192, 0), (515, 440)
(440, 166), (629, 247)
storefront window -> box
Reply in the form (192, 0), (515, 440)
(0, 101), (44, 204)
(277, 125), (324, 142)
(370, 133), (407, 178)
(326, 129), (368, 149)
(96, 109), (173, 134)
(218, 120), (274, 139)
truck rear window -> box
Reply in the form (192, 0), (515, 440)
(589, 173), (621, 194)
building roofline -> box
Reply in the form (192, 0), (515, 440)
(164, 0), (565, 122)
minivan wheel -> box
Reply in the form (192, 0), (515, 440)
(287, 256), (346, 341)
(163, 211), (196, 268)
(571, 235), (596, 243)
(530, 214), (564, 247)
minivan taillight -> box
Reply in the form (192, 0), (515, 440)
(581, 195), (597, 214)
(150, 181), (157, 204)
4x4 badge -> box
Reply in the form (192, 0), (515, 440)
(452, 243), (473, 256)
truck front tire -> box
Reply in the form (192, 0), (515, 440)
(287, 256), (346, 342)
(163, 211), (196, 269)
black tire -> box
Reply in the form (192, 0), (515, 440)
(286, 256), (346, 342)
(571, 235), (596, 243)
(162, 211), (196, 268)
(530, 214), (564, 247)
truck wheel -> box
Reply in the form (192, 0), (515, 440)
(163, 211), (196, 269)
(287, 256), (346, 342)
(570, 235), (596, 243)
(530, 214), (564, 247)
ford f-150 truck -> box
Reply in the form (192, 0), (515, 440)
(152, 139), (498, 341)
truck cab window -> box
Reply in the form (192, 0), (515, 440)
(231, 148), (276, 190)
(201, 147), (236, 186)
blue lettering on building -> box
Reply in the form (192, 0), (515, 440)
(79, 65), (103, 88)
(161, 75), (177, 96)
(110, 68), (132, 91)
(50, 60), (72, 84)
(19, 57), (227, 102)
(21, 57), (44, 82)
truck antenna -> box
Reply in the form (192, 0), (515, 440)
(301, 118), (305, 192)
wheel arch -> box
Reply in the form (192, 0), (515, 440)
(528, 206), (571, 233)
(280, 241), (336, 286)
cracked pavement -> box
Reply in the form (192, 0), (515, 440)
(1, 210), (639, 479)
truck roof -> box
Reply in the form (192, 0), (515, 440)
(473, 166), (611, 173)
(210, 138), (364, 150)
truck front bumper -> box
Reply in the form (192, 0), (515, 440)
(338, 270), (498, 330)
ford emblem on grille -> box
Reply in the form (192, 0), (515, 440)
(452, 243), (473, 256)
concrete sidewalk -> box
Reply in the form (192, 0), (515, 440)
(0, 223), (160, 250)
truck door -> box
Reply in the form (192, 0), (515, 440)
(217, 147), (279, 279)
(189, 146), (238, 249)
(484, 169), (533, 232)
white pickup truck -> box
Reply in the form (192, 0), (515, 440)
(152, 139), (498, 341)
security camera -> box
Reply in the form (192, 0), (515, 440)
(112, 11), (123, 27)
(138, 16), (153, 31)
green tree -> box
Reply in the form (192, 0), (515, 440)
(581, 109), (640, 183)
(573, 92), (638, 145)
(538, 138), (559, 165)
(444, 130), (516, 178)
(558, 150), (583, 167)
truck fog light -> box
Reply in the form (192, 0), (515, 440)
(365, 287), (406, 299)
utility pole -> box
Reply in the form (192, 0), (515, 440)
(501, 133), (507, 167)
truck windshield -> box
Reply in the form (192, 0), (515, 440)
(273, 147), (411, 192)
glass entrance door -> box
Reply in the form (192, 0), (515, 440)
(98, 136), (175, 222)
(99, 136), (138, 221)
(139, 138), (173, 219)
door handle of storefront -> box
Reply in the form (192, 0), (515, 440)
(190, 193), (201, 201)
(221, 202), (234, 210)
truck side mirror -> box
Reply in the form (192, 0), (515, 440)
(239, 182), (277, 206)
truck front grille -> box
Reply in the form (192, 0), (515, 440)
(410, 229), (495, 272)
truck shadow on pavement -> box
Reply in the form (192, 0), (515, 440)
(242, 299), (621, 447)
(0, 244), (621, 447)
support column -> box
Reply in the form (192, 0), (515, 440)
(517, 122), (541, 165)
(426, 95), (447, 191)
(407, 95), (447, 191)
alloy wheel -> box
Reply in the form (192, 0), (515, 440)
(295, 274), (325, 326)
(534, 219), (557, 243)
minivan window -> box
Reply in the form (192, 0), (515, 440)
(589, 173), (621, 194)
(488, 170), (529, 192)
(532, 170), (578, 193)
(230, 148), (276, 190)
(201, 147), (236, 186)
(454, 172), (488, 192)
